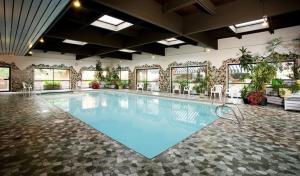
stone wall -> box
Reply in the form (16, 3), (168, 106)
(1, 53), (299, 92)
(0, 61), (96, 92)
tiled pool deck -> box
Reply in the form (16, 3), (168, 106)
(0, 91), (300, 176)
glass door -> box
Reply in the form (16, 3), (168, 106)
(0, 67), (11, 92)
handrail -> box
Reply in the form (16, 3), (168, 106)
(211, 97), (244, 125)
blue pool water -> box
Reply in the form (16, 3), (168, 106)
(41, 91), (219, 158)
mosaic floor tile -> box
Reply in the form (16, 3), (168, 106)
(0, 93), (300, 176)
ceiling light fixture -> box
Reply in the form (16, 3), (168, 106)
(28, 51), (33, 55)
(228, 18), (268, 34)
(63, 39), (87, 45)
(261, 0), (268, 27)
(39, 38), (44, 43)
(262, 15), (268, 27)
(73, 0), (81, 8)
(29, 43), (33, 48)
(119, 49), (136, 53)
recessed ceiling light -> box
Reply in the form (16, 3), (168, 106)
(28, 51), (33, 55)
(205, 48), (211, 52)
(157, 38), (184, 46)
(63, 39), (87, 45)
(119, 49), (136, 53)
(91, 15), (133, 31)
(73, 0), (81, 8)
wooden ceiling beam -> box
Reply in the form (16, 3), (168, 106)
(187, 32), (217, 49)
(46, 27), (124, 48)
(163, 0), (216, 15)
(163, 0), (195, 13)
(130, 44), (165, 56)
(91, 0), (218, 50)
(195, 0), (216, 15)
(100, 51), (133, 60)
(183, 0), (300, 35)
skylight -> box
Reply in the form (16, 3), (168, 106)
(119, 49), (136, 53)
(157, 38), (185, 46)
(63, 39), (87, 45)
(91, 15), (133, 31)
(229, 18), (268, 34)
(99, 15), (124, 25)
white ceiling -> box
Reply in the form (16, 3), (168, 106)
(0, 0), (69, 56)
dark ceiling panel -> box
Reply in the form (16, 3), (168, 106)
(21, 0), (300, 60)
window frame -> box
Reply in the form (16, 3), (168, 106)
(227, 60), (296, 89)
(81, 70), (98, 88)
(136, 68), (160, 91)
(34, 68), (71, 90)
(0, 66), (11, 92)
(170, 65), (208, 92)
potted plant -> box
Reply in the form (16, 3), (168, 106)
(247, 91), (267, 106)
(142, 80), (148, 90)
(176, 80), (188, 94)
(193, 74), (208, 98)
(116, 80), (126, 89)
(110, 69), (120, 89)
(91, 80), (100, 89)
(250, 61), (277, 92)
(241, 85), (251, 104)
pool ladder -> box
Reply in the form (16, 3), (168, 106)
(211, 98), (245, 125)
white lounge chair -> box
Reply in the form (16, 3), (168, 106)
(284, 92), (300, 111)
(173, 84), (181, 94)
(210, 84), (223, 100)
(183, 86), (192, 95)
(137, 83), (144, 91)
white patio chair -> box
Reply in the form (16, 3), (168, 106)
(147, 84), (152, 91)
(137, 83), (144, 91)
(173, 84), (181, 94)
(183, 86), (192, 95)
(210, 84), (223, 100)
(22, 82), (32, 95)
(226, 86), (241, 104)
(153, 84), (160, 92)
(76, 81), (82, 91)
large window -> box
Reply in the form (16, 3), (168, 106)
(136, 68), (160, 91)
(171, 66), (207, 93)
(228, 61), (295, 92)
(81, 71), (97, 88)
(34, 69), (70, 90)
(118, 70), (129, 81)
(0, 67), (10, 92)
